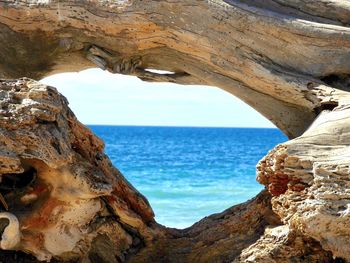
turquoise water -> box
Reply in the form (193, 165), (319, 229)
(90, 126), (287, 229)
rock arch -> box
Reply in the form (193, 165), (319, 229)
(0, 1), (349, 262)
(2, 0), (350, 138)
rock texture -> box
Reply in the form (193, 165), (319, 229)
(0, 0), (350, 262)
(1, 0), (350, 138)
(0, 78), (341, 263)
(0, 79), (159, 262)
(257, 105), (350, 261)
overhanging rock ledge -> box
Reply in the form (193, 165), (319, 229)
(1, 0), (350, 262)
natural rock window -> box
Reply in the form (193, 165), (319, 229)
(42, 69), (286, 228)
(0, 0), (350, 262)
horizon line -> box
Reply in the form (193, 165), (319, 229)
(86, 124), (279, 129)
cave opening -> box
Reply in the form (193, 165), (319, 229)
(41, 68), (287, 228)
(0, 167), (36, 194)
(0, 166), (37, 211)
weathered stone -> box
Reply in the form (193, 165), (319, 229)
(1, 0), (350, 138)
(0, 79), (157, 261)
(0, 78), (336, 262)
(258, 107), (350, 261)
(237, 226), (334, 263)
(0, 0), (350, 262)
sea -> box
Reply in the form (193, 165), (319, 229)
(89, 125), (287, 229)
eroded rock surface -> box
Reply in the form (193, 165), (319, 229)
(0, 0), (350, 261)
(1, 0), (350, 138)
(237, 226), (334, 263)
(129, 190), (282, 263)
(0, 78), (340, 262)
(0, 78), (159, 262)
(257, 106), (350, 261)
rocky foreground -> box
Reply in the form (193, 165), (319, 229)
(0, 78), (346, 262)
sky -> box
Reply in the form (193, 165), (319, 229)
(41, 68), (275, 128)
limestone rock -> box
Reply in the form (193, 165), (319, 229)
(0, 78), (336, 262)
(257, 106), (350, 261)
(237, 226), (333, 263)
(1, 0), (350, 138)
(0, 78), (158, 262)
(0, 0), (350, 261)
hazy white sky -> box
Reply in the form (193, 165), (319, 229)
(41, 68), (275, 128)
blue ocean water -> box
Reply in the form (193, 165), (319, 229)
(89, 126), (287, 229)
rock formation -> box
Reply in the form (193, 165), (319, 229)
(1, 78), (336, 263)
(0, 0), (350, 262)
(257, 106), (350, 261)
(0, 79), (159, 262)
